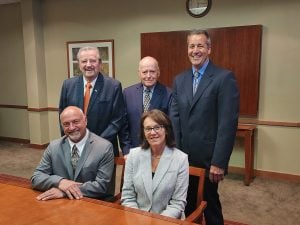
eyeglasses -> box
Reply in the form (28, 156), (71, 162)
(144, 125), (164, 133)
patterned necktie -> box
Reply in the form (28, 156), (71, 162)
(193, 71), (200, 96)
(71, 145), (80, 171)
(83, 82), (92, 114)
(143, 88), (151, 112)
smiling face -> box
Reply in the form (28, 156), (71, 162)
(60, 106), (87, 143)
(78, 48), (101, 82)
(187, 34), (211, 70)
(139, 56), (160, 88)
(143, 117), (166, 149)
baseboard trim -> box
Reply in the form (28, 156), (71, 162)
(29, 143), (49, 149)
(0, 136), (48, 150)
(0, 136), (30, 144)
(229, 166), (300, 183)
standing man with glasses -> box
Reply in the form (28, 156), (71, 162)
(59, 46), (126, 157)
(170, 29), (240, 225)
(31, 106), (114, 201)
(118, 56), (172, 155)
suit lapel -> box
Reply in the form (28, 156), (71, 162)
(152, 147), (173, 193)
(150, 83), (162, 110)
(190, 63), (214, 110)
(182, 70), (194, 106)
(77, 76), (85, 109)
(136, 84), (144, 114)
(140, 149), (153, 201)
(61, 138), (74, 179)
(86, 74), (104, 115)
(74, 133), (93, 180)
(190, 74), (212, 108)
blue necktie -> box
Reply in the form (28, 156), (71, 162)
(193, 71), (200, 96)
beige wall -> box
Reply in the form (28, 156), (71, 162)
(0, 0), (299, 175)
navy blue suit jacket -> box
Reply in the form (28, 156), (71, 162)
(170, 61), (239, 174)
(59, 74), (125, 156)
(119, 82), (172, 153)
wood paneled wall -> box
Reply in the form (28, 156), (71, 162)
(141, 25), (262, 116)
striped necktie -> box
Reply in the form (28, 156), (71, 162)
(193, 71), (200, 96)
(143, 88), (151, 112)
(71, 145), (80, 171)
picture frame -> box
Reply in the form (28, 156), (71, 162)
(66, 39), (115, 78)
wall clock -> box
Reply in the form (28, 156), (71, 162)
(186, 0), (212, 18)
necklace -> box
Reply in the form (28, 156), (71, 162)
(151, 155), (161, 159)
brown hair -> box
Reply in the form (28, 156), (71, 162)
(140, 109), (176, 149)
(187, 29), (211, 48)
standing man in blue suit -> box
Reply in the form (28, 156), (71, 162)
(59, 46), (126, 157)
(119, 56), (172, 154)
(170, 30), (240, 225)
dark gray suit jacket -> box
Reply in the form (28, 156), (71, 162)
(121, 147), (188, 219)
(59, 73), (125, 156)
(119, 82), (172, 153)
(31, 132), (114, 200)
(170, 61), (239, 174)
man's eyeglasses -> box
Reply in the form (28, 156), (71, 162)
(144, 125), (164, 133)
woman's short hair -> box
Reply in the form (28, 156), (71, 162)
(140, 109), (176, 149)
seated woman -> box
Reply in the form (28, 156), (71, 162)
(121, 109), (189, 219)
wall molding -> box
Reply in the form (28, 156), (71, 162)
(0, 104), (59, 112)
(1, 104), (299, 127)
(229, 166), (300, 183)
(0, 104), (27, 109)
(239, 118), (300, 127)
(27, 107), (58, 112)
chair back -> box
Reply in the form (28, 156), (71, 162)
(186, 166), (207, 224)
(114, 157), (126, 201)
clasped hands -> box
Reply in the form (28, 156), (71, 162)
(36, 179), (83, 201)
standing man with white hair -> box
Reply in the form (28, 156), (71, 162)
(118, 56), (172, 154)
(59, 46), (126, 157)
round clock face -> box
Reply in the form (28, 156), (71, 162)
(186, 0), (212, 18)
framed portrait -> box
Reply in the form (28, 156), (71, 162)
(66, 40), (114, 78)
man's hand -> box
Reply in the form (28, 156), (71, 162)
(36, 187), (65, 201)
(209, 165), (224, 183)
(58, 179), (83, 200)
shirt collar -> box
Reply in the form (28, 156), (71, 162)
(143, 84), (156, 93)
(83, 76), (97, 88)
(192, 59), (209, 76)
(68, 129), (89, 156)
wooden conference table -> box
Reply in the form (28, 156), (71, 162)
(0, 174), (196, 225)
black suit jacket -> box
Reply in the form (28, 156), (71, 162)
(59, 74), (125, 156)
(170, 61), (239, 174)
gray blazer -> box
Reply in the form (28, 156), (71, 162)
(121, 147), (189, 219)
(31, 131), (114, 200)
